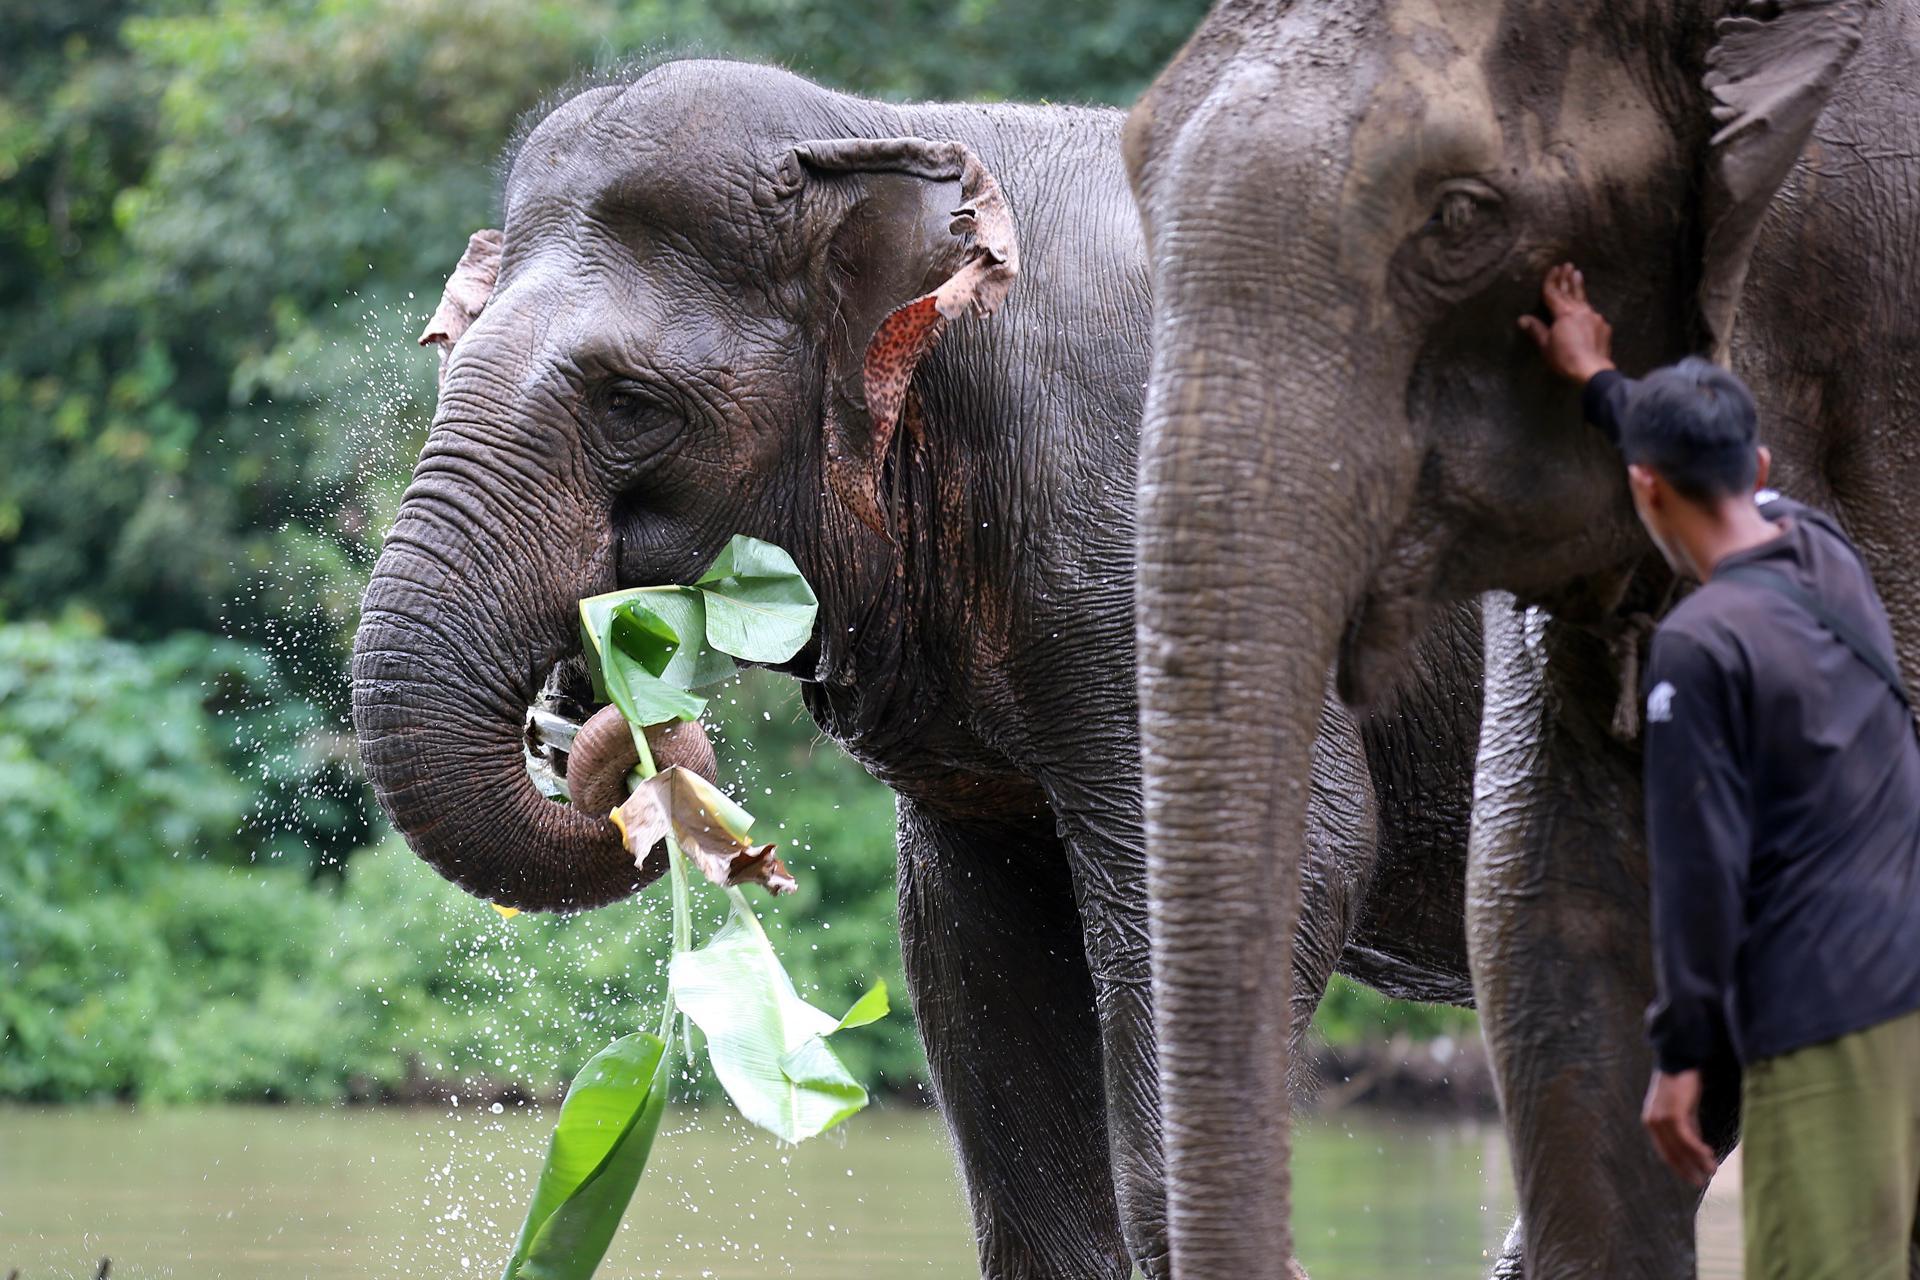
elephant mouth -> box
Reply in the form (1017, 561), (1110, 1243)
(521, 653), (721, 832)
(521, 654), (612, 806)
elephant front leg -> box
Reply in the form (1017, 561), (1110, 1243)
(1468, 597), (1730, 1279)
(896, 799), (1131, 1280)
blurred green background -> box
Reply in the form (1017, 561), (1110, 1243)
(0, 0), (1472, 1105)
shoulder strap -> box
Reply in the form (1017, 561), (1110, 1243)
(1715, 563), (1916, 717)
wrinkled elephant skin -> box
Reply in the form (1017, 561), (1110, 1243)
(1126, 2), (1920, 1276)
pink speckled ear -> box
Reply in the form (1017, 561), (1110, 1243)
(417, 228), (503, 386)
(790, 139), (1020, 535)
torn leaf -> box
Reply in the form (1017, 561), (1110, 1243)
(611, 766), (796, 895)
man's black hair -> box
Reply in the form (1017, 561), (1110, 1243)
(1620, 356), (1760, 502)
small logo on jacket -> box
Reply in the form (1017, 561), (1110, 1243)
(1647, 681), (1676, 723)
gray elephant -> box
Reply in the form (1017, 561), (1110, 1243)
(351, 58), (1481, 1278)
(1125, 0), (1920, 1275)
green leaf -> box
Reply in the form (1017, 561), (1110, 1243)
(501, 1032), (670, 1280)
(833, 980), (890, 1032)
(578, 590), (715, 726)
(776, 1036), (867, 1122)
(631, 590), (738, 690)
(669, 896), (871, 1142)
(695, 536), (819, 664)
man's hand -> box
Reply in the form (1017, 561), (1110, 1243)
(1518, 262), (1616, 385)
(1642, 1068), (1718, 1188)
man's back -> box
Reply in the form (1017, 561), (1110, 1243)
(1645, 496), (1920, 1069)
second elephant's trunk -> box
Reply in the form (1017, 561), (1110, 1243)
(1136, 291), (1410, 1272)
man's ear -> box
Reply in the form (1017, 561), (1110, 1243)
(419, 229), (504, 386)
(1754, 444), (1773, 492)
(1696, 0), (1866, 362)
(1628, 462), (1662, 511)
(787, 138), (1020, 535)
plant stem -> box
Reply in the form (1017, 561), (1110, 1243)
(630, 723), (657, 779)
(664, 839), (693, 1057)
(667, 839), (693, 958)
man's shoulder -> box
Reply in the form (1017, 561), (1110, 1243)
(1758, 490), (1851, 547)
(1660, 582), (1767, 650)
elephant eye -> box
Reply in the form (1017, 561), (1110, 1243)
(599, 379), (673, 426)
(1402, 179), (1512, 292)
(1424, 183), (1497, 237)
(594, 378), (682, 451)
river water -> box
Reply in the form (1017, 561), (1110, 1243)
(0, 1104), (1739, 1277)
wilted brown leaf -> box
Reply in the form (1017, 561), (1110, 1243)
(612, 766), (796, 895)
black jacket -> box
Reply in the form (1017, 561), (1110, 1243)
(1587, 370), (1920, 1071)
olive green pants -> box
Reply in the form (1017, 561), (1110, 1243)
(1742, 1007), (1920, 1280)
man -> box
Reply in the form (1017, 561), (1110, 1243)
(1520, 263), (1920, 1278)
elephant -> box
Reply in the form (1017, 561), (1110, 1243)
(1124, 0), (1920, 1276)
(350, 58), (1483, 1278)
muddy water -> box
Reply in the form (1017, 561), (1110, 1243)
(0, 1104), (1739, 1278)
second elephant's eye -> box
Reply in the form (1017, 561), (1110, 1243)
(1423, 182), (1498, 238)
(1404, 179), (1512, 292)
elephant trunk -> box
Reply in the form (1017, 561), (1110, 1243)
(1136, 287), (1409, 1271)
(351, 422), (644, 912)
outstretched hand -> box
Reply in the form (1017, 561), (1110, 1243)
(1519, 262), (1616, 385)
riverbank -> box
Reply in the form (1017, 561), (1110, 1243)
(3, 1031), (1502, 1118)
(1306, 1034), (1500, 1116)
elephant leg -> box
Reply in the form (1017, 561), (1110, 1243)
(896, 798), (1128, 1280)
(1468, 596), (1734, 1279)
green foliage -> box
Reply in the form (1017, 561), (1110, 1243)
(0, 644), (926, 1103)
(0, 619), (369, 891)
(0, 0), (1208, 677)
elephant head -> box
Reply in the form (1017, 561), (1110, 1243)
(352, 61), (1017, 911)
(1123, 0), (1866, 1268)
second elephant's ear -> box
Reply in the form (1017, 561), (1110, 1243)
(1697, 0), (1865, 362)
(419, 228), (504, 386)
(790, 137), (1020, 535)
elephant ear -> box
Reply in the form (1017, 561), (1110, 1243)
(790, 137), (1020, 535)
(1697, 0), (1866, 362)
(418, 228), (504, 386)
